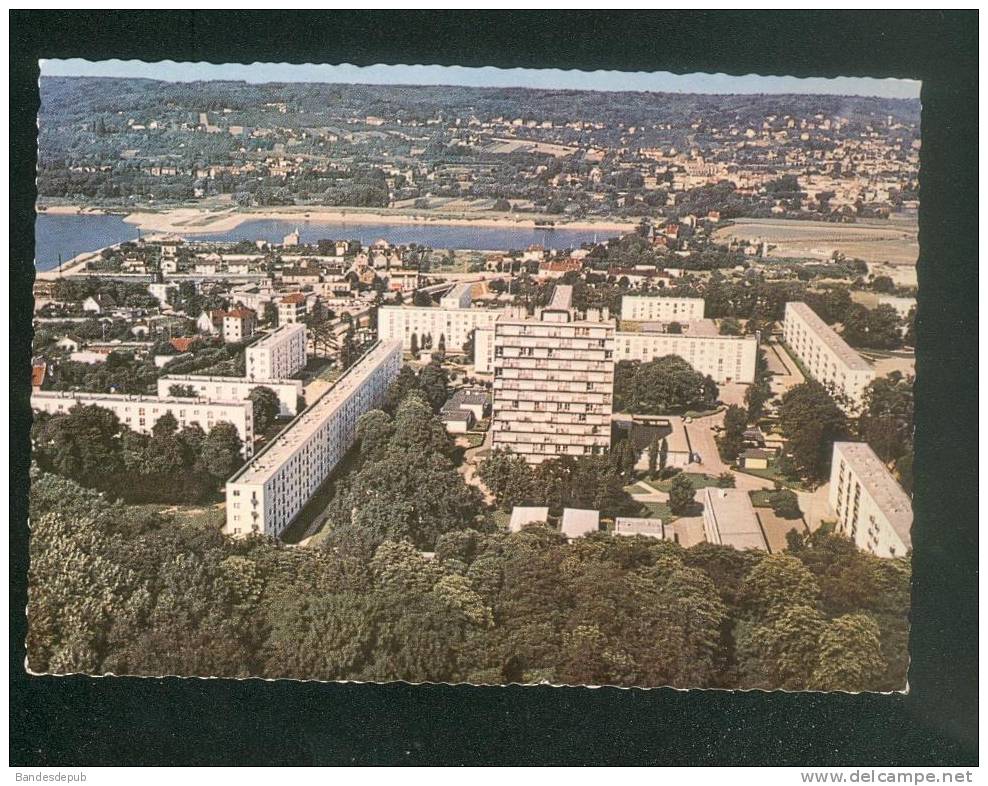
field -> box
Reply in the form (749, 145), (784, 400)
(714, 216), (918, 267)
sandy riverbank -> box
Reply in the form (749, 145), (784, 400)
(117, 207), (639, 236)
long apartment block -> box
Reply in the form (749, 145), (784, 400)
(620, 295), (705, 322)
(828, 441), (912, 559)
(783, 301), (875, 410)
(245, 323), (307, 380)
(491, 287), (615, 464)
(378, 304), (501, 354)
(224, 340), (402, 538)
(614, 320), (758, 384)
(157, 374), (304, 417)
(31, 391), (254, 456)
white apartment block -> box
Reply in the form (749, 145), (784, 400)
(224, 340), (402, 538)
(440, 281), (475, 309)
(473, 324), (496, 373)
(828, 441), (912, 559)
(620, 295), (705, 322)
(491, 293), (615, 464)
(614, 322), (758, 384)
(31, 391), (254, 456)
(783, 302), (875, 410)
(378, 305), (500, 354)
(246, 324), (307, 381)
(157, 375), (304, 417)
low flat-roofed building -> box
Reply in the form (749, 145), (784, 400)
(702, 487), (769, 551)
(620, 295), (705, 322)
(740, 448), (773, 470)
(828, 441), (912, 558)
(614, 517), (665, 539)
(157, 374), (303, 417)
(508, 506), (550, 532)
(224, 340), (401, 538)
(561, 508), (601, 538)
(783, 302), (874, 411)
(32, 390), (254, 456)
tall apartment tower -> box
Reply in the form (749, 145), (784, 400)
(491, 286), (616, 464)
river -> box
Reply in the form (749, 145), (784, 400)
(34, 213), (620, 271)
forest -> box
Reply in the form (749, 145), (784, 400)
(27, 368), (911, 689)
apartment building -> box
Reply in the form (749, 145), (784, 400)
(223, 340), (402, 538)
(440, 281), (475, 309)
(491, 286), (615, 464)
(783, 301), (875, 410)
(31, 391), (254, 456)
(378, 304), (501, 354)
(245, 324), (307, 381)
(277, 293), (307, 324)
(614, 320), (758, 384)
(620, 295), (705, 322)
(828, 441), (912, 559)
(221, 308), (257, 343)
(473, 324), (496, 373)
(157, 375), (303, 417)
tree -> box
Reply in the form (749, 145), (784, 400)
(740, 553), (820, 618)
(409, 333), (420, 358)
(859, 373), (913, 466)
(168, 384), (198, 398)
(613, 356), (719, 415)
(769, 489), (801, 519)
(718, 404), (747, 462)
(716, 472), (736, 488)
(151, 411), (179, 438)
(200, 422), (244, 480)
(417, 363), (449, 413)
(263, 301), (278, 326)
(658, 438), (669, 472)
(32, 404), (125, 491)
(737, 604), (824, 690)
(668, 474), (696, 515)
(719, 317), (742, 336)
(778, 381), (849, 480)
(666, 321), (683, 334)
(248, 386), (280, 433)
(810, 614), (887, 691)
(647, 438), (659, 478)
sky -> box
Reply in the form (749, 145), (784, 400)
(39, 59), (921, 99)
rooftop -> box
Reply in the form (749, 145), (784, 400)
(508, 506), (550, 532)
(561, 507), (601, 537)
(249, 323), (305, 349)
(786, 302), (872, 371)
(833, 441), (912, 547)
(227, 340), (400, 487)
(703, 487), (769, 551)
(546, 284), (575, 312)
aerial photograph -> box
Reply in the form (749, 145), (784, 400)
(29, 59), (919, 690)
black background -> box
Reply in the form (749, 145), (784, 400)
(9, 10), (979, 766)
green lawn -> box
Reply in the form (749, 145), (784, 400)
(654, 473), (723, 493)
(735, 464), (809, 491)
(750, 490), (775, 508)
(641, 501), (675, 522)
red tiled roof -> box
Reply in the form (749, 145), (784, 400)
(281, 293), (306, 304)
(31, 363), (46, 388)
(170, 337), (199, 353)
